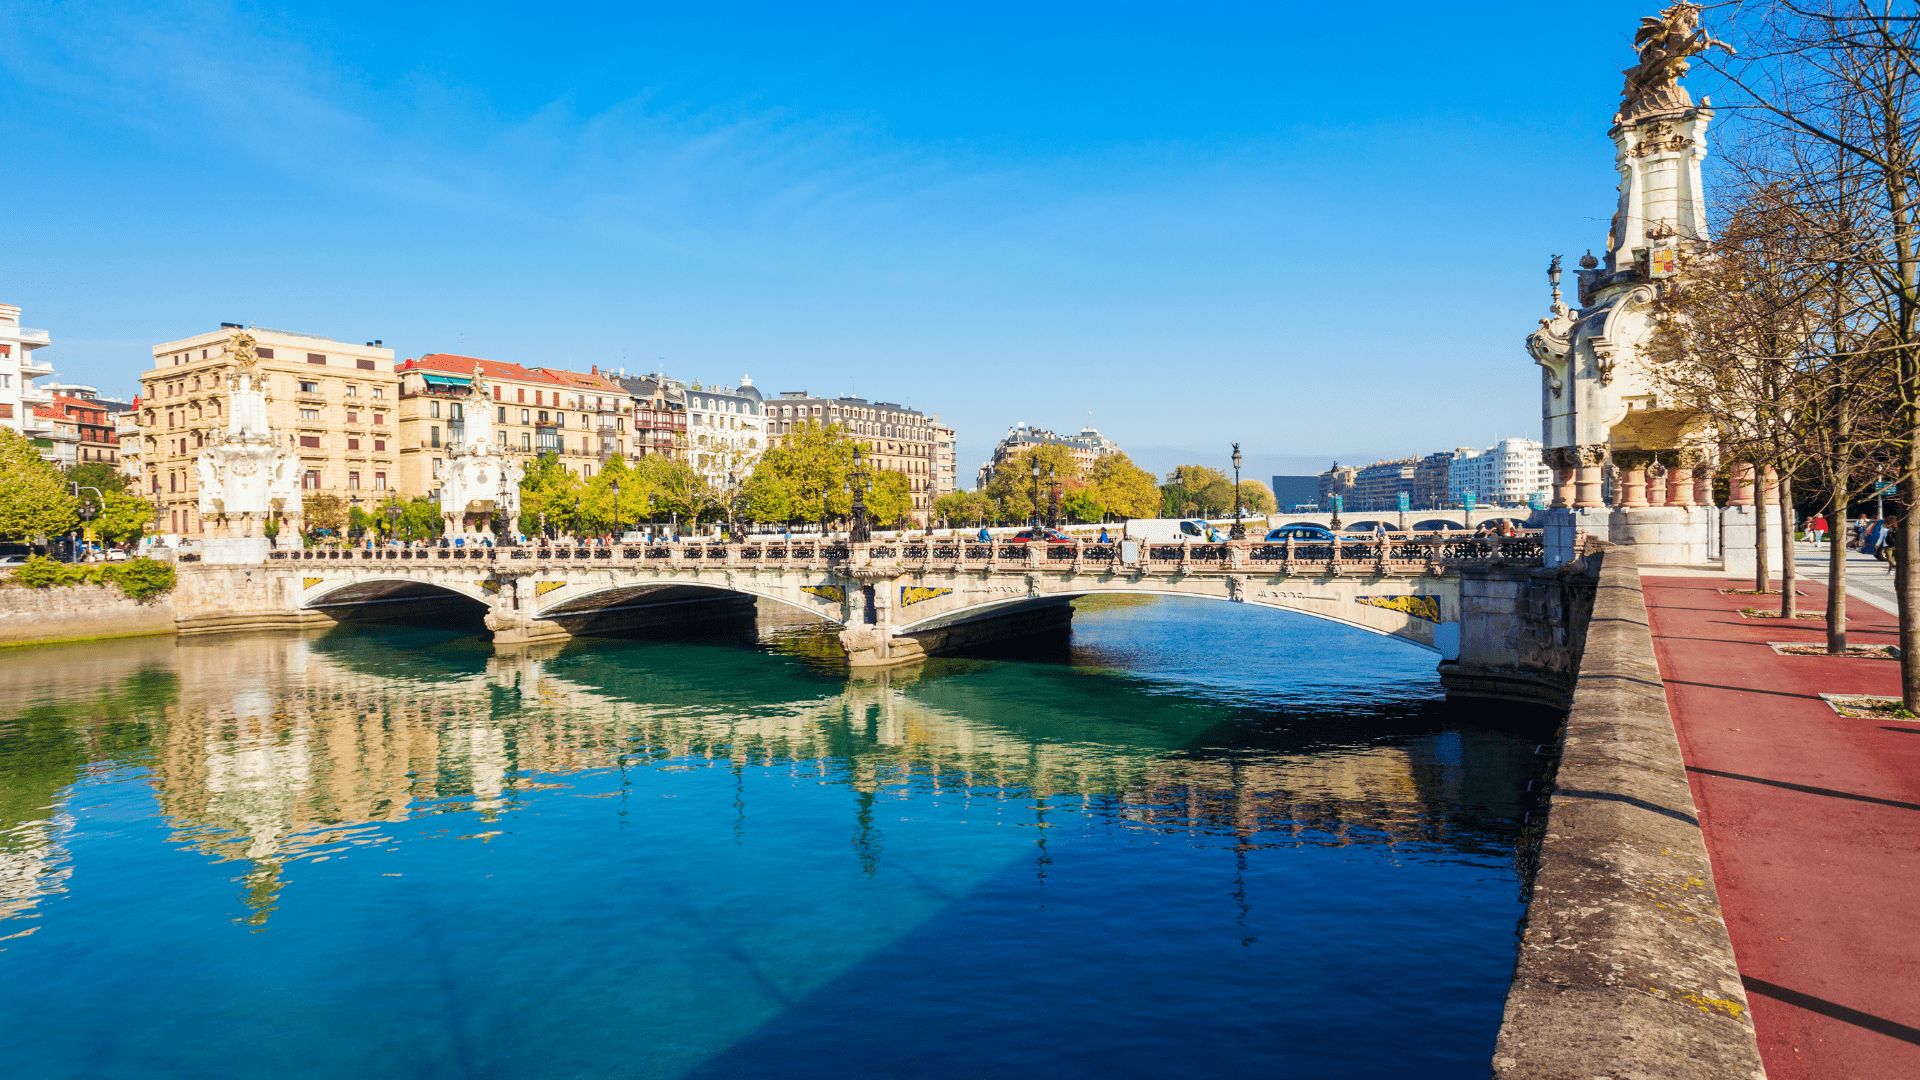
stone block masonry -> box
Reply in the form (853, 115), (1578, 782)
(1492, 546), (1765, 1078)
(0, 582), (176, 647)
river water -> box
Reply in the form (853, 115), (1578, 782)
(0, 596), (1549, 1079)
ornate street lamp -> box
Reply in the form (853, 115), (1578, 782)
(1030, 457), (1042, 529)
(385, 502), (401, 540)
(849, 447), (872, 542)
(1230, 443), (1246, 539)
(496, 470), (515, 546)
(1047, 464), (1060, 529)
(610, 478), (621, 543)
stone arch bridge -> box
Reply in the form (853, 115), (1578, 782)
(172, 534), (1589, 707)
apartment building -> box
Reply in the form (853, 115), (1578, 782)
(117, 402), (142, 483)
(139, 326), (397, 538)
(977, 424), (1120, 488)
(0, 302), (53, 434)
(768, 392), (939, 519)
(610, 372), (689, 459)
(47, 394), (118, 466)
(395, 354), (634, 498)
(931, 423), (957, 498)
(1449, 438), (1553, 507)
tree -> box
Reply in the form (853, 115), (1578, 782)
(741, 470), (792, 524)
(1235, 479), (1276, 514)
(1160, 464), (1232, 517)
(65, 461), (127, 496)
(633, 452), (714, 527)
(303, 492), (347, 537)
(517, 453), (585, 537)
(749, 421), (856, 527)
(1088, 453), (1159, 519)
(0, 428), (80, 541)
(579, 455), (648, 536)
(94, 490), (152, 545)
(984, 444), (1077, 523)
(865, 469), (913, 529)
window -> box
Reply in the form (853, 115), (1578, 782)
(357, 358), (375, 371)
(303, 470), (320, 489)
(538, 410), (549, 423)
(192, 376), (201, 390)
(522, 432), (532, 451)
(521, 409), (529, 423)
(497, 431), (507, 445)
(299, 436), (320, 448)
(493, 386), (501, 400)
(300, 409), (319, 421)
(517, 388), (525, 403)
(343, 384), (357, 396)
(257, 347), (275, 359)
(536, 391), (544, 406)
(556, 411), (567, 427)
(372, 387), (383, 399)
(431, 426), (440, 448)
(497, 406), (506, 423)
(307, 353), (326, 365)
(347, 438), (359, 450)
(346, 471), (360, 490)
(373, 413), (385, 425)
(299, 380), (319, 393)
(374, 472), (386, 490)
(346, 411), (358, 423)
(430, 401), (440, 419)
(432, 458), (443, 478)
(374, 439), (385, 452)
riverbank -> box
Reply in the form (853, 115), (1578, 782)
(0, 581), (175, 647)
(1645, 574), (1920, 1078)
(1493, 546), (1765, 1079)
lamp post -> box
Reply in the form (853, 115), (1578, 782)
(610, 479), (620, 543)
(386, 503), (401, 543)
(726, 471), (737, 541)
(1047, 464), (1060, 529)
(849, 447), (871, 542)
(496, 470), (515, 546)
(573, 495), (581, 543)
(1030, 457), (1042, 529)
(1230, 443), (1246, 539)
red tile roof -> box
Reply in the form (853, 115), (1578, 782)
(399, 353), (544, 382)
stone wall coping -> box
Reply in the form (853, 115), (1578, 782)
(1491, 544), (1765, 1079)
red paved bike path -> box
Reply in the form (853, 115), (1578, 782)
(1644, 577), (1920, 1079)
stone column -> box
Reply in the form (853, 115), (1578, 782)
(1646, 462), (1668, 508)
(1667, 451), (1699, 507)
(1572, 445), (1608, 509)
(1546, 448), (1576, 508)
(1612, 450), (1653, 509)
(1728, 462), (1754, 507)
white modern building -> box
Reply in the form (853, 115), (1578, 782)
(679, 375), (767, 490)
(0, 302), (55, 436)
(1449, 438), (1553, 507)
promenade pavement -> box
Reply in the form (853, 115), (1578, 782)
(1641, 555), (1920, 1079)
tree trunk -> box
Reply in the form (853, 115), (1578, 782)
(1754, 464), (1771, 593)
(1779, 475), (1797, 618)
(1828, 483), (1850, 654)
(1903, 454), (1920, 711)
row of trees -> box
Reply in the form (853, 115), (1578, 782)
(1656, 4), (1920, 705)
(933, 444), (1162, 527)
(0, 429), (151, 546)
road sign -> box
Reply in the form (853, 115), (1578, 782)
(1527, 493), (1546, 511)
(1463, 491), (1478, 514)
(1396, 492), (1410, 513)
(1871, 480), (1896, 497)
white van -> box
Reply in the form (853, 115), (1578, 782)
(1122, 518), (1211, 542)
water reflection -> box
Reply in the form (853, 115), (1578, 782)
(2, 610), (1546, 935)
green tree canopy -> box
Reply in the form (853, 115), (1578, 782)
(1088, 453), (1159, 519)
(1234, 480), (1276, 514)
(303, 492), (347, 537)
(864, 469), (913, 529)
(94, 490), (153, 545)
(742, 470), (793, 525)
(984, 443), (1078, 523)
(0, 428), (80, 541)
(749, 421), (856, 526)
(66, 461), (128, 496)
(1160, 464), (1233, 517)
(517, 453), (585, 537)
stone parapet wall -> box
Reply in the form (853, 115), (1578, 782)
(1491, 545), (1764, 1079)
(0, 582), (176, 647)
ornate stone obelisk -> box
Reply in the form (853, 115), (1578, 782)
(196, 331), (303, 563)
(437, 366), (523, 539)
(1527, 3), (1772, 569)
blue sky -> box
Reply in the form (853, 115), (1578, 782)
(1, 1), (1707, 482)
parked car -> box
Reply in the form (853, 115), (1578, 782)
(1264, 523), (1335, 542)
(0, 554), (28, 566)
(1008, 528), (1073, 543)
(104, 549), (130, 562)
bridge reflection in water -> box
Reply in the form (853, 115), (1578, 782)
(0, 599), (1552, 1079)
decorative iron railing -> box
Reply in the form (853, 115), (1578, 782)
(261, 531), (1545, 571)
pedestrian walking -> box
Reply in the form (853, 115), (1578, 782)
(1810, 513), (1828, 543)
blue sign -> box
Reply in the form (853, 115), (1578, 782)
(1331, 495), (1343, 515)
(1396, 492), (1410, 513)
(1462, 491), (1478, 514)
(1527, 492), (1545, 511)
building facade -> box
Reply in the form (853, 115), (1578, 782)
(47, 393), (118, 467)
(977, 424), (1120, 489)
(767, 393), (939, 520)
(609, 372), (689, 459)
(138, 326), (398, 539)
(678, 376), (767, 490)
(1448, 438), (1553, 507)
(0, 302), (53, 435)
(931, 423), (957, 498)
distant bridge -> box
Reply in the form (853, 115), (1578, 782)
(171, 534), (1584, 706)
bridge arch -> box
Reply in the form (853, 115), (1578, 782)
(892, 586), (1458, 658)
(303, 576), (495, 622)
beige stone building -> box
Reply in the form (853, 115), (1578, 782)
(139, 326), (397, 538)
(932, 423), (957, 498)
(766, 392), (940, 520)
(394, 354), (635, 499)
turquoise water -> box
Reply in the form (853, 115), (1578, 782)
(0, 597), (1547, 1078)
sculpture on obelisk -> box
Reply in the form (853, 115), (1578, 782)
(197, 330), (303, 558)
(437, 365), (523, 538)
